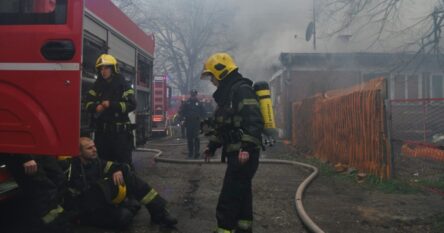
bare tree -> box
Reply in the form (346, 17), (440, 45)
(113, 0), (234, 94)
(319, 0), (444, 56)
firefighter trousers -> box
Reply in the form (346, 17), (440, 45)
(186, 120), (201, 158)
(187, 136), (200, 158)
(95, 130), (133, 165)
(216, 149), (259, 231)
(3, 155), (66, 224)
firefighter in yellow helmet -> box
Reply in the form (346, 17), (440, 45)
(201, 53), (264, 233)
(84, 54), (136, 166)
(60, 137), (177, 229)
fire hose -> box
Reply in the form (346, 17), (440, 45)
(136, 145), (325, 233)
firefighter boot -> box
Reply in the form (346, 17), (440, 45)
(151, 208), (178, 227)
(146, 198), (178, 227)
(38, 208), (75, 233)
(236, 220), (253, 233)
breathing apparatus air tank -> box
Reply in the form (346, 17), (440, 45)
(253, 81), (277, 147)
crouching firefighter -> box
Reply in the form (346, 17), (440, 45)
(201, 53), (264, 233)
(61, 137), (177, 229)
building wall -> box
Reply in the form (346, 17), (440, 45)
(389, 73), (444, 100)
(271, 69), (362, 138)
(286, 70), (362, 102)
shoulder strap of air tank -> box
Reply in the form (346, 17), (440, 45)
(229, 81), (251, 107)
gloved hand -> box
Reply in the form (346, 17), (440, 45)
(238, 149), (250, 165)
(200, 118), (214, 135)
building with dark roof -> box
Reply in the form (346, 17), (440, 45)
(270, 52), (444, 137)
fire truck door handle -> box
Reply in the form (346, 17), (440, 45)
(41, 40), (75, 61)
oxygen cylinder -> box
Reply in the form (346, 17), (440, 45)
(253, 81), (276, 133)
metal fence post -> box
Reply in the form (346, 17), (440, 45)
(382, 78), (395, 179)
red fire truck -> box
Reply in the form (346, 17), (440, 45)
(151, 75), (171, 135)
(0, 0), (155, 198)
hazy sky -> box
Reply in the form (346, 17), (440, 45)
(222, 0), (438, 80)
(227, 0), (314, 79)
(114, 0), (440, 81)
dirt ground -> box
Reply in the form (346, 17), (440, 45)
(1, 136), (443, 233)
(269, 141), (444, 233)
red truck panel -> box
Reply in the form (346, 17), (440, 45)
(0, 0), (83, 156)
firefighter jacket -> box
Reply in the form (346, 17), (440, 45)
(207, 71), (264, 154)
(60, 158), (123, 194)
(84, 74), (136, 129)
(61, 158), (127, 206)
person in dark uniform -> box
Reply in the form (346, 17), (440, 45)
(1, 154), (72, 233)
(61, 137), (177, 229)
(84, 54), (136, 165)
(178, 90), (206, 159)
(200, 53), (264, 233)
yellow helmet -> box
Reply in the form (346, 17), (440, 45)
(201, 52), (238, 80)
(111, 184), (127, 204)
(95, 54), (119, 73)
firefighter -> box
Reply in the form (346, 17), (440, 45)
(84, 54), (136, 165)
(178, 90), (206, 159)
(201, 53), (264, 233)
(1, 154), (72, 233)
(61, 137), (177, 229)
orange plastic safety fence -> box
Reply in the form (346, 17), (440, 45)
(292, 78), (392, 179)
(401, 143), (444, 162)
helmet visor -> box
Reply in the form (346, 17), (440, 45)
(97, 65), (113, 71)
(200, 72), (214, 81)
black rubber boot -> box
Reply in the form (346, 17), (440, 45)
(151, 208), (178, 227)
(146, 198), (178, 227)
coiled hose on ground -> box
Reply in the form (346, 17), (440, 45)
(136, 144), (325, 233)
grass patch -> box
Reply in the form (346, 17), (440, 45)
(416, 176), (444, 192)
(365, 175), (421, 194)
(299, 156), (421, 194)
(281, 150), (426, 194)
